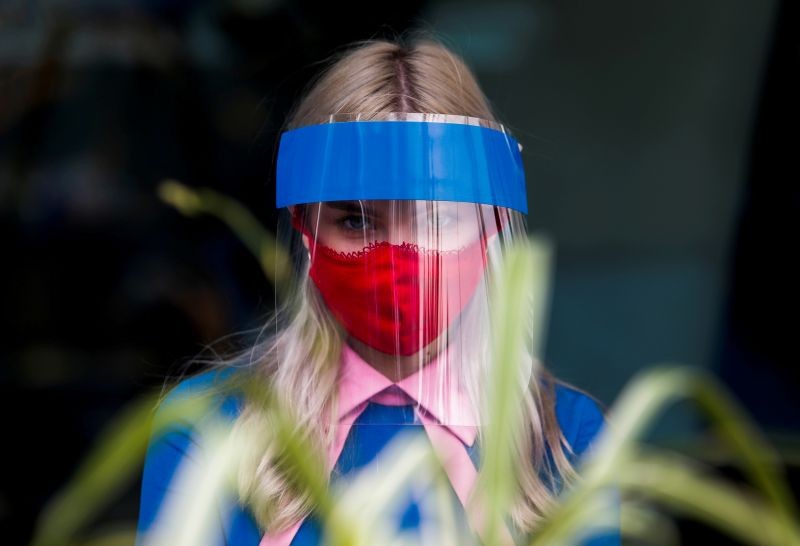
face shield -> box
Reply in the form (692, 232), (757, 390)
(276, 113), (528, 427)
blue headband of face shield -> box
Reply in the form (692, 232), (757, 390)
(275, 116), (528, 214)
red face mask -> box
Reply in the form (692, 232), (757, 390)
(307, 237), (488, 356)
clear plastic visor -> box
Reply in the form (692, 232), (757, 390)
(284, 199), (527, 426)
(298, 200), (508, 252)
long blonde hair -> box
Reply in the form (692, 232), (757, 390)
(221, 36), (579, 535)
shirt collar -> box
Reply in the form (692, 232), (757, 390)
(337, 343), (478, 446)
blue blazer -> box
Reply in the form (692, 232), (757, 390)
(136, 368), (619, 545)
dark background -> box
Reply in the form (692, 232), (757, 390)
(1, 0), (797, 544)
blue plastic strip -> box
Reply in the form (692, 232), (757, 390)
(276, 120), (528, 213)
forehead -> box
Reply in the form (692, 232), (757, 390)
(313, 200), (496, 216)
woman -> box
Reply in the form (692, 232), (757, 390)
(136, 38), (616, 546)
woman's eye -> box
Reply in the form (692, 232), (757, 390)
(425, 212), (455, 230)
(437, 214), (455, 228)
(340, 215), (373, 231)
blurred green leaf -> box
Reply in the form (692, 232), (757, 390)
(31, 391), (214, 546)
(157, 179), (293, 297)
(530, 366), (800, 546)
(475, 237), (553, 545)
(619, 449), (800, 546)
(30, 227), (800, 546)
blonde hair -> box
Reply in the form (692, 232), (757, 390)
(217, 36), (578, 535)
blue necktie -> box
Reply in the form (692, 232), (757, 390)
(291, 402), (436, 544)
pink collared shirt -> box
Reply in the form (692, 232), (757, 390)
(259, 344), (482, 546)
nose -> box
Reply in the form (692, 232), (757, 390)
(386, 220), (416, 245)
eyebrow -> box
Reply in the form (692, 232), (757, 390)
(324, 201), (378, 215)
